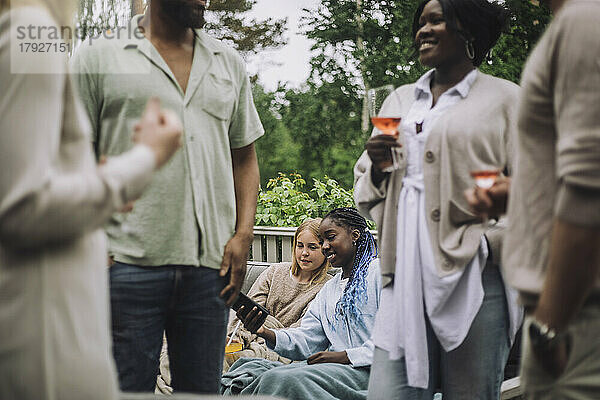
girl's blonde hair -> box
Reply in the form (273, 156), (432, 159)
(290, 218), (330, 284)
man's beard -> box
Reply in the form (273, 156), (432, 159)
(161, 0), (206, 29)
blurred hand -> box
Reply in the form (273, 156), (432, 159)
(219, 232), (252, 307)
(307, 351), (350, 365)
(133, 98), (182, 168)
(365, 134), (401, 172)
(464, 176), (511, 218)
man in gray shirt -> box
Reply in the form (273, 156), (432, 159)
(72, 0), (263, 394)
(467, 0), (600, 397)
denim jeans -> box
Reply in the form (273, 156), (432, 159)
(109, 263), (228, 394)
(367, 263), (510, 400)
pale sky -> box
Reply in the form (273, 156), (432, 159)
(243, 0), (320, 91)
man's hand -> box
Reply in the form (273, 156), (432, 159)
(464, 176), (511, 218)
(219, 232), (252, 307)
(307, 351), (350, 365)
(225, 142), (259, 305)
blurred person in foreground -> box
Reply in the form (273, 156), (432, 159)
(0, 1), (183, 399)
(466, 0), (600, 398)
(354, 0), (523, 398)
(71, 0), (264, 394)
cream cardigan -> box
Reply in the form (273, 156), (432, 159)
(354, 71), (519, 287)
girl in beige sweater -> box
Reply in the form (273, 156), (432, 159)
(223, 218), (332, 370)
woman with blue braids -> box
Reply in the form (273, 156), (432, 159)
(221, 207), (381, 400)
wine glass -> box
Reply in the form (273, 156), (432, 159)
(367, 85), (402, 172)
(470, 169), (500, 229)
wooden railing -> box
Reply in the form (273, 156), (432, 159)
(251, 226), (297, 263)
(251, 226), (378, 263)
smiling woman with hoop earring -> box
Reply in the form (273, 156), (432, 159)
(354, 0), (523, 399)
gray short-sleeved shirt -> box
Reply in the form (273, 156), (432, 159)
(71, 16), (264, 269)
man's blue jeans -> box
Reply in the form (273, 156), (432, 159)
(109, 263), (229, 394)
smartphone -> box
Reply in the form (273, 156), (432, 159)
(232, 292), (270, 326)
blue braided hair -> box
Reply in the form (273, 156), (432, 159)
(322, 207), (378, 327)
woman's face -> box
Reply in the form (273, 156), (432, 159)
(319, 218), (359, 269)
(294, 230), (326, 273)
(415, 0), (468, 69)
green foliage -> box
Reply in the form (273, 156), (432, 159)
(255, 173), (356, 227)
(303, 0), (428, 91)
(251, 0), (552, 196)
(252, 79), (363, 190)
(76, 0), (287, 57)
(206, 0), (287, 57)
(310, 176), (356, 218)
(480, 0), (552, 82)
(252, 84), (302, 186)
(278, 81), (364, 189)
(303, 0), (552, 89)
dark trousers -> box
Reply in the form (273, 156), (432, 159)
(109, 263), (228, 394)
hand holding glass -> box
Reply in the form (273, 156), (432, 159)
(470, 169), (500, 229)
(368, 85), (402, 172)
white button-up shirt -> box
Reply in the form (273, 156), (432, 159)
(372, 69), (521, 389)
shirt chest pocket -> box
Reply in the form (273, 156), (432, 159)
(202, 73), (236, 121)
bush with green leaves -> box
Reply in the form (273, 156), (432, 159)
(255, 173), (357, 227)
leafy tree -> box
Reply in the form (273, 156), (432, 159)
(480, 0), (552, 82)
(305, 0), (551, 86)
(277, 78), (364, 189)
(77, 0), (287, 58)
(302, 0), (427, 133)
(207, 0), (287, 57)
(302, 0), (552, 133)
(253, 77), (363, 190)
(252, 83), (301, 187)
